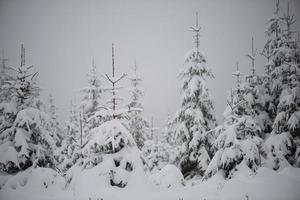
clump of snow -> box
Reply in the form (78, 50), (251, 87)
(150, 164), (185, 188)
(0, 101), (17, 115)
(263, 132), (293, 170)
(287, 111), (300, 131)
(0, 142), (20, 168)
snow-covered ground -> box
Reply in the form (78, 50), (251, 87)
(1, 166), (300, 200)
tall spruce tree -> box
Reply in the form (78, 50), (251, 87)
(47, 94), (62, 136)
(0, 49), (12, 102)
(80, 59), (103, 131)
(58, 100), (82, 171)
(173, 14), (217, 178)
(262, 1), (300, 170)
(0, 45), (60, 173)
(244, 37), (272, 136)
(127, 61), (149, 149)
(204, 63), (262, 179)
(6, 45), (40, 108)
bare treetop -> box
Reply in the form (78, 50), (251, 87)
(104, 44), (127, 117)
(246, 37), (257, 75)
(189, 12), (201, 49)
(232, 62), (242, 89)
(21, 44), (25, 67)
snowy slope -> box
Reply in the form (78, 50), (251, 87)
(1, 166), (300, 200)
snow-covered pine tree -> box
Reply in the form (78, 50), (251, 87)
(127, 61), (149, 149)
(261, 0), (284, 121)
(0, 45), (60, 174)
(143, 115), (182, 172)
(244, 37), (272, 136)
(173, 13), (217, 178)
(263, 1), (300, 170)
(47, 94), (57, 123)
(46, 94), (62, 137)
(65, 101), (80, 144)
(5, 45), (40, 108)
(58, 100), (82, 172)
(66, 45), (146, 189)
(80, 59), (103, 132)
(45, 93), (65, 166)
(141, 117), (171, 171)
(142, 138), (172, 172)
(163, 113), (176, 146)
(0, 49), (12, 102)
(92, 44), (127, 122)
(204, 63), (263, 179)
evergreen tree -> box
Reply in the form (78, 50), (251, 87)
(204, 64), (262, 179)
(142, 137), (172, 172)
(262, 1), (300, 170)
(5, 45), (40, 108)
(141, 118), (173, 171)
(66, 45), (146, 189)
(162, 113), (176, 146)
(90, 44), (128, 124)
(47, 94), (62, 136)
(173, 14), (217, 178)
(0, 45), (60, 173)
(143, 115), (181, 172)
(244, 38), (272, 136)
(80, 59), (103, 131)
(0, 49), (12, 103)
(127, 61), (149, 149)
(58, 100), (82, 171)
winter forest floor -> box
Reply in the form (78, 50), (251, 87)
(1, 166), (300, 200)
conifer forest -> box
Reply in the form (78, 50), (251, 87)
(0, 0), (300, 199)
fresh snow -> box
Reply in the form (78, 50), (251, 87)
(1, 166), (300, 200)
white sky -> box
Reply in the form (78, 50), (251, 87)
(0, 0), (300, 128)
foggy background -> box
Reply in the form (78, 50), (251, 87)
(0, 0), (300, 128)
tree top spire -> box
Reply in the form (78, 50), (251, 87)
(134, 58), (138, 75)
(21, 44), (25, 66)
(232, 62), (242, 88)
(92, 56), (95, 68)
(275, 0), (280, 15)
(112, 43), (115, 77)
(246, 37), (257, 75)
(189, 12), (201, 49)
(105, 43), (127, 115)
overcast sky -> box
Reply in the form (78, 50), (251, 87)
(0, 0), (300, 128)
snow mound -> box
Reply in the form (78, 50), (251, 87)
(279, 167), (300, 182)
(1, 166), (300, 200)
(0, 142), (20, 167)
(229, 161), (254, 180)
(67, 146), (151, 195)
(1, 167), (64, 191)
(66, 158), (114, 195)
(150, 164), (185, 188)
